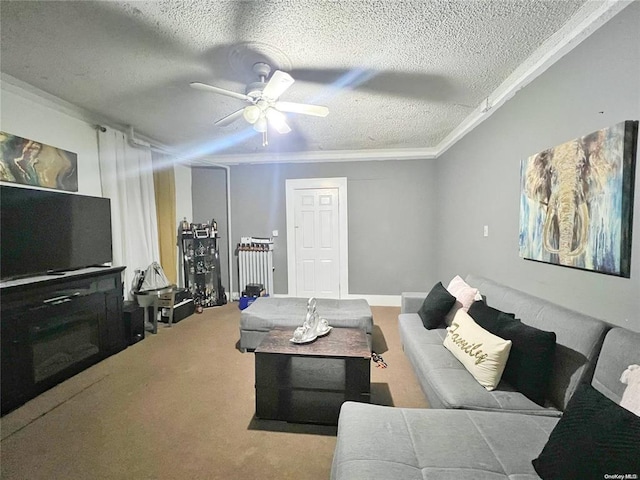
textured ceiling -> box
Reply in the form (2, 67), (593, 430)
(0, 1), (621, 162)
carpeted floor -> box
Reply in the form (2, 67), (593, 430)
(0, 303), (427, 479)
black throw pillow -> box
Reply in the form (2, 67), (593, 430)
(495, 314), (556, 406)
(469, 303), (556, 406)
(467, 300), (516, 325)
(417, 282), (456, 329)
(532, 384), (640, 480)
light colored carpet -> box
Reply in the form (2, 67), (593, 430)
(0, 303), (427, 479)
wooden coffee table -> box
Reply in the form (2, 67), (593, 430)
(254, 327), (371, 425)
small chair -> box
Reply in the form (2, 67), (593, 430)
(134, 285), (176, 334)
(157, 289), (177, 327)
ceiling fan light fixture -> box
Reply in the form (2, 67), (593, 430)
(253, 116), (268, 133)
(265, 108), (291, 134)
(243, 105), (261, 124)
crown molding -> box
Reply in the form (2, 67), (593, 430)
(187, 147), (438, 166)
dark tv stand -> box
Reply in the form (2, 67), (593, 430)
(0, 266), (127, 415)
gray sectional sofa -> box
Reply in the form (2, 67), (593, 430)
(331, 275), (640, 480)
(399, 274), (609, 415)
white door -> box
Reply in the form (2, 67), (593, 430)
(294, 188), (340, 298)
(286, 178), (348, 299)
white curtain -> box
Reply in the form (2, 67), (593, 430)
(98, 127), (160, 298)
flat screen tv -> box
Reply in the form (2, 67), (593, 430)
(0, 184), (113, 280)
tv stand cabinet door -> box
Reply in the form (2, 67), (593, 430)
(0, 310), (30, 414)
(101, 275), (126, 354)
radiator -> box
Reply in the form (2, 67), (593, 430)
(238, 237), (274, 296)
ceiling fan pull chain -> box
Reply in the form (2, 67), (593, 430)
(262, 131), (268, 147)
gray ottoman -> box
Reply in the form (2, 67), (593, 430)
(240, 297), (373, 351)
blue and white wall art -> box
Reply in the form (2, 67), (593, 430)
(519, 120), (637, 277)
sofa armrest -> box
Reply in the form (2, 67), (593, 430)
(401, 292), (428, 314)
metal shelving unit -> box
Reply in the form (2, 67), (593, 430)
(180, 220), (225, 308)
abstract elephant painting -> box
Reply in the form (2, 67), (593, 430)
(519, 121), (638, 277)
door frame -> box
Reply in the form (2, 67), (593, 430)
(285, 177), (349, 298)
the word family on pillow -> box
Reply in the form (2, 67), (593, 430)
(620, 364), (640, 416)
(443, 309), (512, 390)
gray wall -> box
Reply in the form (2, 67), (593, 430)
(191, 166), (229, 295)
(193, 160), (438, 296)
(435, 3), (640, 330)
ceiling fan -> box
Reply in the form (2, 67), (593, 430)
(190, 62), (329, 145)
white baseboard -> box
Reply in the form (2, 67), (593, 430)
(231, 292), (401, 307)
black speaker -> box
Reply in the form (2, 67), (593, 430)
(123, 301), (145, 345)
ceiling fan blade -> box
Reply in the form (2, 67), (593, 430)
(265, 108), (291, 134)
(214, 108), (245, 127)
(261, 70), (294, 101)
(190, 82), (250, 102)
(288, 68), (453, 101)
(275, 101), (329, 117)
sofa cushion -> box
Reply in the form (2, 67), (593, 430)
(469, 305), (556, 406)
(417, 282), (457, 329)
(331, 402), (558, 480)
(532, 384), (640, 479)
(443, 309), (512, 391)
